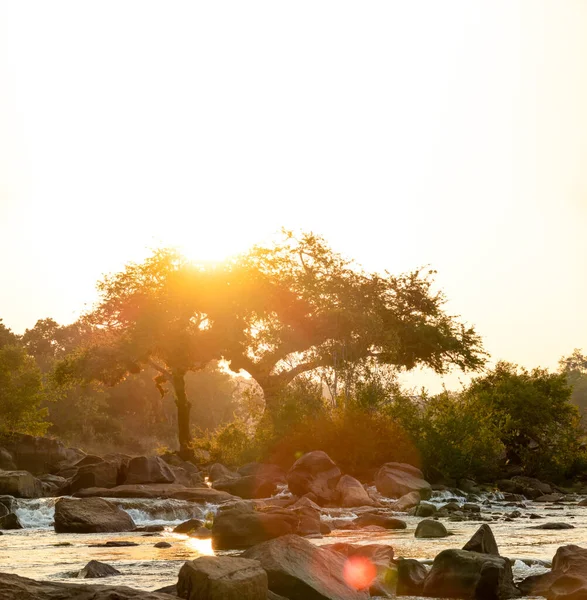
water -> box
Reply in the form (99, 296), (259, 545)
(1, 491), (586, 592)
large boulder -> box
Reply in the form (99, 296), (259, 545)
(243, 534), (370, 600)
(0, 434), (76, 475)
(414, 519), (448, 539)
(209, 463), (239, 482)
(54, 497), (135, 533)
(374, 462), (431, 500)
(463, 524), (499, 556)
(519, 544), (587, 599)
(70, 460), (121, 493)
(124, 456), (175, 485)
(286, 451), (342, 506)
(397, 558), (428, 596)
(213, 475), (277, 499)
(393, 491), (421, 512)
(78, 560), (121, 578)
(177, 556), (268, 600)
(423, 549), (520, 599)
(0, 470), (43, 498)
(211, 504), (299, 550)
(336, 475), (376, 508)
(0, 512), (23, 529)
(0, 572), (174, 599)
(170, 465), (204, 488)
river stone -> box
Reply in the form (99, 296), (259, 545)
(0, 512), (23, 529)
(423, 549), (520, 599)
(78, 560), (121, 578)
(414, 502), (437, 517)
(336, 475), (376, 508)
(54, 497), (135, 533)
(0, 572), (175, 599)
(374, 462), (431, 500)
(353, 513), (407, 529)
(415, 519), (448, 538)
(243, 534), (369, 600)
(154, 541), (171, 548)
(463, 524), (499, 555)
(396, 558), (428, 596)
(213, 475), (277, 499)
(178, 556), (268, 600)
(0, 470), (43, 498)
(286, 451), (342, 506)
(211, 505), (298, 549)
(531, 522), (575, 530)
(173, 518), (205, 534)
(124, 456), (175, 485)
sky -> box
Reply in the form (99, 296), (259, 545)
(1, 1), (586, 391)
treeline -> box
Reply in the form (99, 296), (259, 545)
(1, 230), (587, 483)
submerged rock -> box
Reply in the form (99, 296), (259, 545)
(78, 560), (121, 578)
(177, 556), (268, 600)
(243, 534), (369, 600)
(374, 463), (431, 500)
(54, 497), (135, 533)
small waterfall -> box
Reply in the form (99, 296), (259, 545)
(14, 498), (57, 528)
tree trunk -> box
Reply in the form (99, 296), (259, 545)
(259, 379), (282, 424)
(172, 370), (193, 460)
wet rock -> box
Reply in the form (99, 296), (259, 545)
(413, 502), (437, 517)
(243, 534), (369, 600)
(89, 541), (139, 547)
(173, 518), (205, 534)
(213, 475), (277, 499)
(178, 555), (268, 600)
(462, 524), (499, 555)
(154, 541), (171, 548)
(211, 505), (298, 549)
(352, 513), (407, 530)
(463, 503), (481, 513)
(135, 525), (165, 532)
(396, 558), (428, 596)
(0, 495), (15, 513)
(375, 462), (431, 500)
(415, 519), (449, 538)
(78, 560), (121, 578)
(54, 497), (135, 533)
(286, 451), (342, 506)
(336, 475), (376, 508)
(529, 513), (544, 519)
(423, 549), (520, 599)
(393, 491), (421, 512)
(0, 512), (23, 529)
(530, 522), (574, 530)
(0, 572), (173, 599)
(0, 470), (43, 498)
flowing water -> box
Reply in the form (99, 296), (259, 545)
(1, 491), (586, 592)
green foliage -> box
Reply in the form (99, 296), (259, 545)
(560, 349), (587, 421)
(0, 343), (49, 436)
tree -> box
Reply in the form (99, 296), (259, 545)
(225, 231), (486, 417)
(559, 349), (587, 421)
(0, 322), (49, 436)
(54, 249), (241, 457)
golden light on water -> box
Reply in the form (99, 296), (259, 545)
(184, 536), (215, 556)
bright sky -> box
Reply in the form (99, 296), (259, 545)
(1, 1), (586, 391)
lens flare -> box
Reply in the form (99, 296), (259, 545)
(343, 556), (377, 590)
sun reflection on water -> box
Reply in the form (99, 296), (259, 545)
(183, 535), (215, 556)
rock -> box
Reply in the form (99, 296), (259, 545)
(75, 455), (105, 467)
(173, 518), (205, 534)
(286, 451), (342, 506)
(0, 434), (74, 475)
(352, 513), (407, 530)
(336, 475), (375, 508)
(414, 502), (437, 517)
(374, 462), (431, 500)
(171, 488), (239, 504)
(74, 483), (190, 499)
(0, 447), (16, 470)
(170, 465), (205, 487)
(211, 505), (298, 550)
(414, 519), (449, 538)
(0, 495), (15, 512)
(423, 549), (520, 599)
(70, 461), (120, 493)
(530, 522), (575, 530)
(154, 584), (177, 594)
(291, 505), (321, 537)
(89, 541), (139, 547)
(54, 497), (135, 533)
(463, 524), (499, 555)
(393, 491), (421, 512)
(238, 463), (286, 484)
(0, 572), (173, 599)
(0, 503), (7, 518)
(519, 545), (587, 599)
(0, 512), (23, 529)
(396, 558), (428, 596)
(0, 470), (43, 498)
(135, 525), (165, 532)
(177, 556), (268, 599)
(209, 463), (239, 482)
(214, 475), (277, 499)
(534, 493), (565, 503)
(458, 479), (482, 494)
(78, 560), (121, 578)
(154, 541), (171, 548)
(243, 534), (369, 600)
(512, 475), (552, 495)
(577, 498), (587, 507)
(124, 456), (175, 485)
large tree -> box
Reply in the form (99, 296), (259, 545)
(224, 231), (486, 415)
